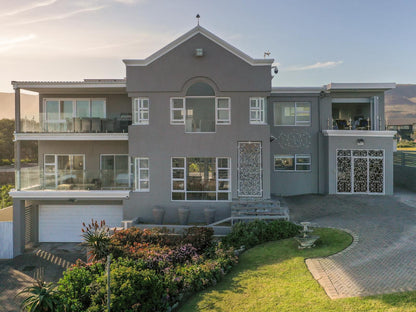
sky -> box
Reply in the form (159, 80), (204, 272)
(0, 0), (414, 93)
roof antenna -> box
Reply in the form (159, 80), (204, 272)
(196, 14), (200, 26)
(264, 50), (271, 58)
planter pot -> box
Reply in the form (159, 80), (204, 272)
(178, 207), (190, 225)
(294, 235), (320, 249)
(204, 208), (216, 224)
(152, 207), (165, 225)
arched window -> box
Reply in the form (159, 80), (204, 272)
(186, 82), (215, 96)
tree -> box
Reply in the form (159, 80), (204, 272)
(0, 119), (14, 161)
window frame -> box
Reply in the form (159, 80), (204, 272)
(215, 97), (231, 125)
(43, 98), (107, 120)
(100, 154), (132, 188)
(170, 97), (185, 124)
(43, 154), (85, 188)
(249, 97), (266, 125)
(133, 98), (149, 125)
(134, 157), (150, 192)
(274, 154), (311, 172)
(273, 101), (311, 126)
(171, 157), (231, 201)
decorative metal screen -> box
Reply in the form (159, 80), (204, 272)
(336, 149), (384, 194)
(238, 142), (262, 197)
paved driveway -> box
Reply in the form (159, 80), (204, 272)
(286, 189), (416, 299)
(0, 243), (85, 311)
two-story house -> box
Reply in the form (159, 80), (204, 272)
(10, 26), (396, 256)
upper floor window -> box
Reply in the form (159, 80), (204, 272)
(249, 97), (266, 124)
(274, 102), (311, 126)
(274, 154), (311, 171)
(135, 157), (149, 192)
(133, 98), (149, 125)
(170, 82), (231, 132)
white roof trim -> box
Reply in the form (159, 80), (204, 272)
(322, 130), (396, 137)
(271, 87), (324, 94)
(15, 133), (128, 141)
(123, 26), (274, 67)
(326, 83), (396, 91)
(12, 80), (126, 90)
(9, 190), (130, 200)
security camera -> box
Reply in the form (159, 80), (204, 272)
(272, 66), (278, 75)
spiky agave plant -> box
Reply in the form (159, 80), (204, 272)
(81, 219), (111, 262)
(18, 280), (61, 312)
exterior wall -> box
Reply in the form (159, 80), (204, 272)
(126, 33), (271, 93)
(268, 94), (321, 196)
(326, 135), (394, 195)
(39, 93), (131, 119)
(38, 141), (128, 171)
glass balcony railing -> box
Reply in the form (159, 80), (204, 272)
(20, 113), (132, 133)
(19, 167), (134, 191)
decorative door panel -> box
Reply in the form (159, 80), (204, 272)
(238, 142), (262, 197)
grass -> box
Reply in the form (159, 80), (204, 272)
(179, 228), (416, 312)
(398, 147), (416, 151)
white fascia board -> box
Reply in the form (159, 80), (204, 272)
(9, 190), (131, 200)
(14, 133), (128, 141)
(326, 83), (396, 91)
(123, 26), (274, 67)
(12, 81), (126, 89)
(322, 130), (397, 137)
(271, 87), (324, 94)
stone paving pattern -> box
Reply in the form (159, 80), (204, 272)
(286, 190), (416, 298)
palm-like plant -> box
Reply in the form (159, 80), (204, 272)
(81, 219), (111, 262)
(18, 279), (61, 312)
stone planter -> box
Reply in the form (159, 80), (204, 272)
(204, 208), (216, 224)
(178, 207), (190, 225)
(152, 207), (165, 225)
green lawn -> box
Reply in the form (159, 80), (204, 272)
(179, 228), (416, 312)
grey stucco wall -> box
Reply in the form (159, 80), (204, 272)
(267, 95), (320, 196)
(326, 135), (394, 195)
(394, 165), (416, 191)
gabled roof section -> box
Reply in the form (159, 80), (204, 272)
(123, 26), (274, 67)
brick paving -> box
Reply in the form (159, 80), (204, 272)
(286, 190), (416, 298)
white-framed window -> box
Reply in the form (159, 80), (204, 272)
(133, 98), (149, 125)
(274, 154), (311, 171)
(170, 98), (185, 124)
(43, 154), (85, 188)
(100, 154), (132, 188)
(171, 157), (231, 201)
(216, 98), (231, 124)
(249, 97), (266, 124)
(135, 157), (149, 192)
(274, 102), (311, 126)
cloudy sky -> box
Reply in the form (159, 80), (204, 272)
(0, 0), (413, 92)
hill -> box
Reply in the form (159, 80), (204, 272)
(0, 92), (38, 120)
(385, 84), (416, 120)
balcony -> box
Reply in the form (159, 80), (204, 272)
(20, 113), (132, 134)
(19, 167), (134, 191)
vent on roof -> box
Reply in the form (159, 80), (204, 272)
(195, 48), (204, 57)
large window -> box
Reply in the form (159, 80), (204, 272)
(171, 157), (231, 201)
(44, 154), (85, 188)
(274, 102), (311, 126)
(133, 98), (149, 125)
(249, 97), (266, 124)
(274, 154), (311, 171)
(135, 157), (149, 192)
(100, 155), (132, 188)
(170, 82), (231, 132)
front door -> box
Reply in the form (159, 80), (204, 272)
(238, 142), (262, 197)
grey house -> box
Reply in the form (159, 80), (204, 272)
(11, 26), (396, 256)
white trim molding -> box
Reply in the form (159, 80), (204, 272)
(14, 132), (129, 141)
(322, 130), (396, 137)
(123, 26), (274, 67)
(9, 190), (130, 200)
(326, 83), (396, 91)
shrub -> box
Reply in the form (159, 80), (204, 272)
(81, 220), (111, 262)
(18, 280), (61, 312)
(0, 184), (13, 209)
(222, 220), (301, 249)
(182, 227), (214, 252)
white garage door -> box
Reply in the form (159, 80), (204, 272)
(39, 205), (123, 242)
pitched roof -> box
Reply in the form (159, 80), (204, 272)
(123, 26), (274, 67)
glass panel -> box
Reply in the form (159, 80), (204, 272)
(101, 156), (114, 170)
(44, 164), (55, 174)
(218, 158), (229, 168)
(186, 82), (215, 96)
(76, 100), (90, 118)
(172, 158), (184, 168)
(45, 155), (55, 163)
(218, 192), (229, 200)
(140, 170), (149, 179)
(172, 169), (184, 179)
(57, 155), (70, 170)
(274, 156), (294, 170)
(218, 169), (229, 179)
(172, 192), (185, 200)
(296, 156), (310, 164)
(141, 99), (149, 108)
(140, 181), (149, 189)
(274, 102), (295, 125)
(72, 156), (84, 170)
(250, 99), (258, 108)
(218, 181), (229, 190)
(61, 100), (73, 120)
(185, 98), (215, 132)
(296, 164), (310, 171)
(187, 158), (216, 192)
(139, 159), (148, 168)
(173, 181), (184, 190)
(45, 100), (59, 120)
(296, 102), (310, 123)
(217, 98), (229, 109)
(187, 192), (216, 200)
(217, 110), (229, 121)
(172, 98), (184, 109)
(91, 100), (105, 118)
(173, 110), (184, 121)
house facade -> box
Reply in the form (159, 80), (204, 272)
(11, 26), (396, 256)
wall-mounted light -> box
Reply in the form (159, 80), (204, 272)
(357, 138), (365, 146)
(270, 136), (277, 142)
(195, 48), (204, 56)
